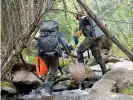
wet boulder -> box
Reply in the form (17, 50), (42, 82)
(112, 61), (133, 70)
(90, 79), (117, 93)
(12, 69), (43, 85)
(102, 68), (133, 87)
(53, 83), (68, 91)
(90, 68), (133, 95)
(88, 92), (133, 100)
(102, 68), (127, 86)
(12, 69), (43, 94)
(106, 62), (115, 69)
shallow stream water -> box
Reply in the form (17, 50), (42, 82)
(6, 88), (91, 100)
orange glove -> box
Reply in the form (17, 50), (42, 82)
(75, 31), (83, 38)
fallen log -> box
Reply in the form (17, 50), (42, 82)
(77, 0), (133, 62)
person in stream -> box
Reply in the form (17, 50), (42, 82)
(74, 12), (107, 75)
(36, 20), (71, 95)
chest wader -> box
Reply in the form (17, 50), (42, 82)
(38, 21), (63, 95)
(77, 25), (107, 75)
(90, 41), (107, 75)
(41, 52), (59, 95)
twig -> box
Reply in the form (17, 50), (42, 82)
(19, 53), (32, 71)
(19, 53), (41, 78)
(108, 13), (131, 48)
(49, 8), (133, 24)
(94, 0), (100, 13)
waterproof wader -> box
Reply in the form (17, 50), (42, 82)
(42, 54), (59, 95)
(77, 37), (107, 75)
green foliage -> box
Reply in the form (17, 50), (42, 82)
(59, 58), (72, 67)
(120, 86), (133, 96)
(0, 81), (15, 89)
(22, 48), (36, 64)
(88, 0), (133, 50)
(110, 45), (127, 58)
(24, 0), (133, 59)
(28, 56), (36, 64)
(44, 11), (78, 42)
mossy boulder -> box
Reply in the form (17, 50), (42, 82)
(1, 81), (17, 95)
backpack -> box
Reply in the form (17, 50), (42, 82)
(81, 17), (104, 40)
(38, 20), (62, 57)
(91, 19), (105, 39)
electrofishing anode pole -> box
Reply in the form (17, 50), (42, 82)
(57, 32), (75, 64)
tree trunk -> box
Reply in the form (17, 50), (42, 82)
(77, 0), (133, 62)
(117, 0), (122, 5)
(27, 0), (35, 56)
(1, 0), (48, 79)
(127, 0), (131, 6)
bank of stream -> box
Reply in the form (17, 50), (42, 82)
(1, 52), (133, 100)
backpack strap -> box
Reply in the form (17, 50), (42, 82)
(85, 17), (96, 39)
(37, 41), (41, 72)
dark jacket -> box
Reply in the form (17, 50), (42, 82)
(79, 17), (94, 38)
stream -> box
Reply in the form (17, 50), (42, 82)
(3, 60), (133, 100)
(6, 88), (91, 100)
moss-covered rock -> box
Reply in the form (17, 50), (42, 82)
(1, 81), (17, 95)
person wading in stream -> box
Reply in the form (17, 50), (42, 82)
(36, 20), (71, 95)
(74, 12), (107, 75)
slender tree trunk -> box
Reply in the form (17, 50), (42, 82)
(27, 0), (35, 56)
(127, 0), (131, 6)
(1, 0), (48, 79)
(77, 0), (133, 61)
(117, 0), (122, 5)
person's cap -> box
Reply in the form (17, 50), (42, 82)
(76, 11), (84, 19)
